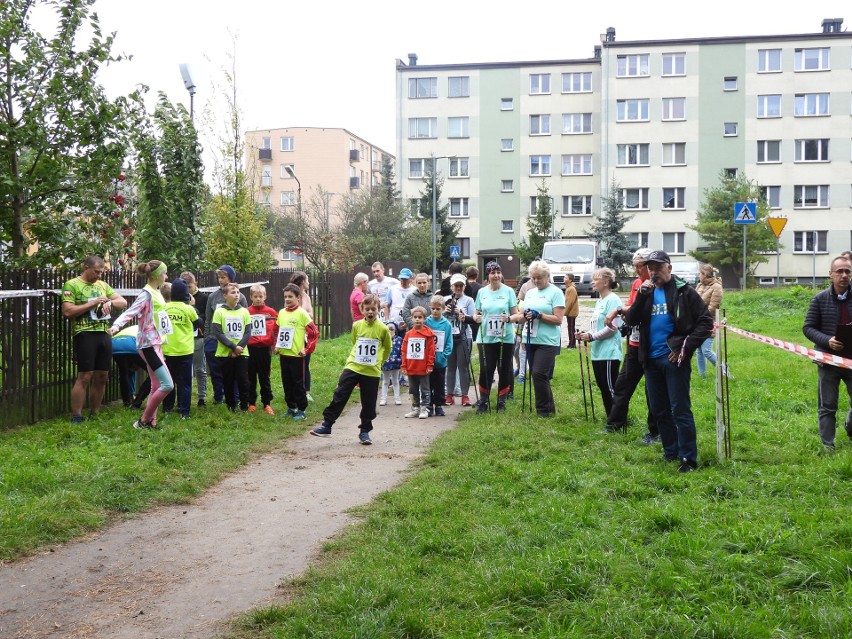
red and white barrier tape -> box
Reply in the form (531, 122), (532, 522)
(726, 324), (852, 370)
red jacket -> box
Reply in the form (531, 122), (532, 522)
(247, 304), (279, 348)
(401, 325), (435, 376)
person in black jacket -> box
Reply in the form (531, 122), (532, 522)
(802, 255), (852, 451)
(624, 250), (712, 472)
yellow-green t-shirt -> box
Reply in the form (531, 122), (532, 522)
(61, 277), (116, 335)
(344, 319), (392, 378)
(212, 306), (251, 357)
(275, 306), (312, 356)
(161, 301), (198, 357)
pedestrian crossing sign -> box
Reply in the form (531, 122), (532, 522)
(450, 245), (461, 258)
(733, 202), (756, 225)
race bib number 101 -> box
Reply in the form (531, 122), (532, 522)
(250, 314), (267, 337)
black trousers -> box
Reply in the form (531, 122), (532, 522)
(218, 355), (250, 410)
(478, 342), (514, 402)
(163, 354), (194, 416)
(591, 359), (620, 417)
(280, 355), (308, 411)
(527, 344), (559, 416)
(322, 368), (380, 432)
(248, 345), (273, 407)
(607, 343), (658, 435)
(429, 366), (447, 409)
(114, 353), (145, 406)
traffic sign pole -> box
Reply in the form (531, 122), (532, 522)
(767, 217), (787, 288)
(734, 202), (757, 291)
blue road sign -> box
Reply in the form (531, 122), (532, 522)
(734, 202), (757, 225)
(450, 245), (461, 258)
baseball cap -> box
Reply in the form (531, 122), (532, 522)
(632, 248), (653, 263)
(398, 268), (413, 279)
(645, 250), (671, 264)
(450, 273), (466, 286)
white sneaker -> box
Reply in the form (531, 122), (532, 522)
(394, 398), (402, 405)
(379, 399), (387, 406)
(404, 408), (420, 418)
(419, 407), (429, 419)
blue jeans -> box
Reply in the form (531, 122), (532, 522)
(644, 354), (697, 464)
(695, 337), (716, 376)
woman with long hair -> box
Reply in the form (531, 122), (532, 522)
(289, 271), (315, 401)
(695, 263), (723, 377)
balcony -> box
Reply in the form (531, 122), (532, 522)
(258, 148), (272, 160)
(349, 177), (361, 189)
(349, 149), (360, 162)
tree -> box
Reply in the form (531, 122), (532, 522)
(377, 156), (399, 201)
(203, 48), (272, 272)
(135, 93), (208, 273)
(513, 180), (557, 268)
(0, 0), (143, 266)
(688, 171), (778, 283)
(586, 179), (635, 278)
(412, 162), (460, 274)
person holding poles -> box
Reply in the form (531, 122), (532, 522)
(509, 260), (564, 418)
(473, 261), (518, 414)
(444, 273), (476, 406)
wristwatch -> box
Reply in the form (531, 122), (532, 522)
(616, 307), (623, 316)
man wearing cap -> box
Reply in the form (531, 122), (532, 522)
(384, 268), (415, 327)
(444, 273), (477, 405)
(204, 265), (248, 404)
(604, 248), (659, 440)
(368, 262), (399, 322)
(624, 250), (712, 472)
(803, 254), (852, 451)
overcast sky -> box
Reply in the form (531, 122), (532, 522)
(76, 1), (852, 156)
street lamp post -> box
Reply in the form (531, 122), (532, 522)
(430, 155), (454, 292)
(178, 63), (196, 120)
(285, 166), (302, 264)
(324, 192), (337, 232)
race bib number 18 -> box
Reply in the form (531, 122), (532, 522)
(406, 337), (426, 360)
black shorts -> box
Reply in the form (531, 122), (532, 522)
(74, 331), (113, 372)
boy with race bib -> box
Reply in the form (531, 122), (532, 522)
(276, 284), (319, 421)
(310, 294), (390, 445)
(402, 306), (436, 420)
(247, 284), (280, 415)
(425, 295), (453, 417)
(211, 283), (252, 413)
(161, 279), (200, 420)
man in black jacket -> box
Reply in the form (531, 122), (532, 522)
(803, 255), (852, 451)
(625, 250), (712, 472)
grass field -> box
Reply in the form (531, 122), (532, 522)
(2, 288), (851, 638)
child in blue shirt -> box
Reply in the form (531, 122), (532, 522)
(425, 295), (453, 416)
(380, 322), (403, 406)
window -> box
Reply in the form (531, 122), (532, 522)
(562, 195), (593, 216)
(457, 237), (471, 259)
(408, 77), (437, 98)
(617, 54), (650, 77)
(280, 249), (298, 262)
(529, 114), (551, 136)
(794, 185), (829, 208)
(261, 190), (271, 206)
(622, 188), (649, 210)
(795, 93), (829, 117)
(617, 144), (650, 166)
(562, 112), (592, 134)
(761, 185), (781, 208)
(501, 220), (514, 233)
(530, 155), (551, 176)
(449, 198), (469, 218)
(757, 140), (781, 163)
(261, 165), (272, 187)
(562, 154), (592, 175)
(662, 142), (686, 165)
(529, 73), (551, 94)
(281, 163), (295, 178)
(449, 157), (469, 178)
(757, 94), (781, 118)
(662, 53), (685, 76)
(562, 72), (592, 93)
(408, 117), (437, 138)
(448, 116), (469, 138)
(794, 231), (827, 253)
(795, 47), (830, 71)
(501, 138), (514, 152)
(723, 76), (738, 91)
(617, 99), (650, 121)
(529, 196), (555, 215)
(725, 168), (738, 178)
(662, 97), (686, 120)
(448, 76), (470, 98)
(261, 137), (271, 150)
(662, 187), (686, 209)
(280, 136), (294, 152)
(794, 139), (829, 162)
(758, 48), (781, 73)
(628, 232), (649, 249)
(501, 180), (514, 192)
(724, 122), (738, 136)
(280, 191), (295, 206)
(409, 158), (430, 179)
(663, 232), (686, 254)
(501, 97), (513, 111)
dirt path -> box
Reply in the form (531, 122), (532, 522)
(0, 403), (459, 639)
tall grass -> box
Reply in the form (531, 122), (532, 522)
(226, 288), (852, 639)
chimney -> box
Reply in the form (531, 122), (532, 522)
(408, 53), (418, 66)
(821, 18), (843, 33)
(606, 27), (616, 42)
(594, 45), (601, 59)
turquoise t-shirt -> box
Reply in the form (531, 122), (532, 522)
(520, 283), (565, 347)
(475, 284), (517, 344)
(649, 287), (674, 359)
(589, 291), (623, 361)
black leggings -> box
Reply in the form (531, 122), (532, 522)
(478, 342), (513, 402)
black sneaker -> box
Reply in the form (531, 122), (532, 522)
(642, 433), (661, 445)
(678, 458), (697, 473)
(358, 431), (372, 445)
(433, 406), (446, 416)
(70, 414), (84, 425)
(661, 454), (679, 462)
(602, 424), (624, 434)
(311, 423), (333, 437)
(496, 401), (506, 412)
(475, 401), (490, 415)
(197, 399), (206, 407)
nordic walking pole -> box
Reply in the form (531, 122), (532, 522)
(583, 340), (596, 420)
(522, 317), (534, 413)
(578, 336), (589, 420)
(464, 330), (479, 404)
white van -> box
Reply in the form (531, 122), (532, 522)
(541, 239), (601, 295)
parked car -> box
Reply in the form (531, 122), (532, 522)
(671, 260), (700, 285)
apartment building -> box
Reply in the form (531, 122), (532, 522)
(245, 127), (394, 266)
(396, 19), (852, 283)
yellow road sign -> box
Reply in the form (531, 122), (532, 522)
(767, 217), (787, 239)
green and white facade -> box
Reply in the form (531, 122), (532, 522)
(395, 20), (852, 283)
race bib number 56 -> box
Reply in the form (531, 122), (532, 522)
(276, 325), (295, 350)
